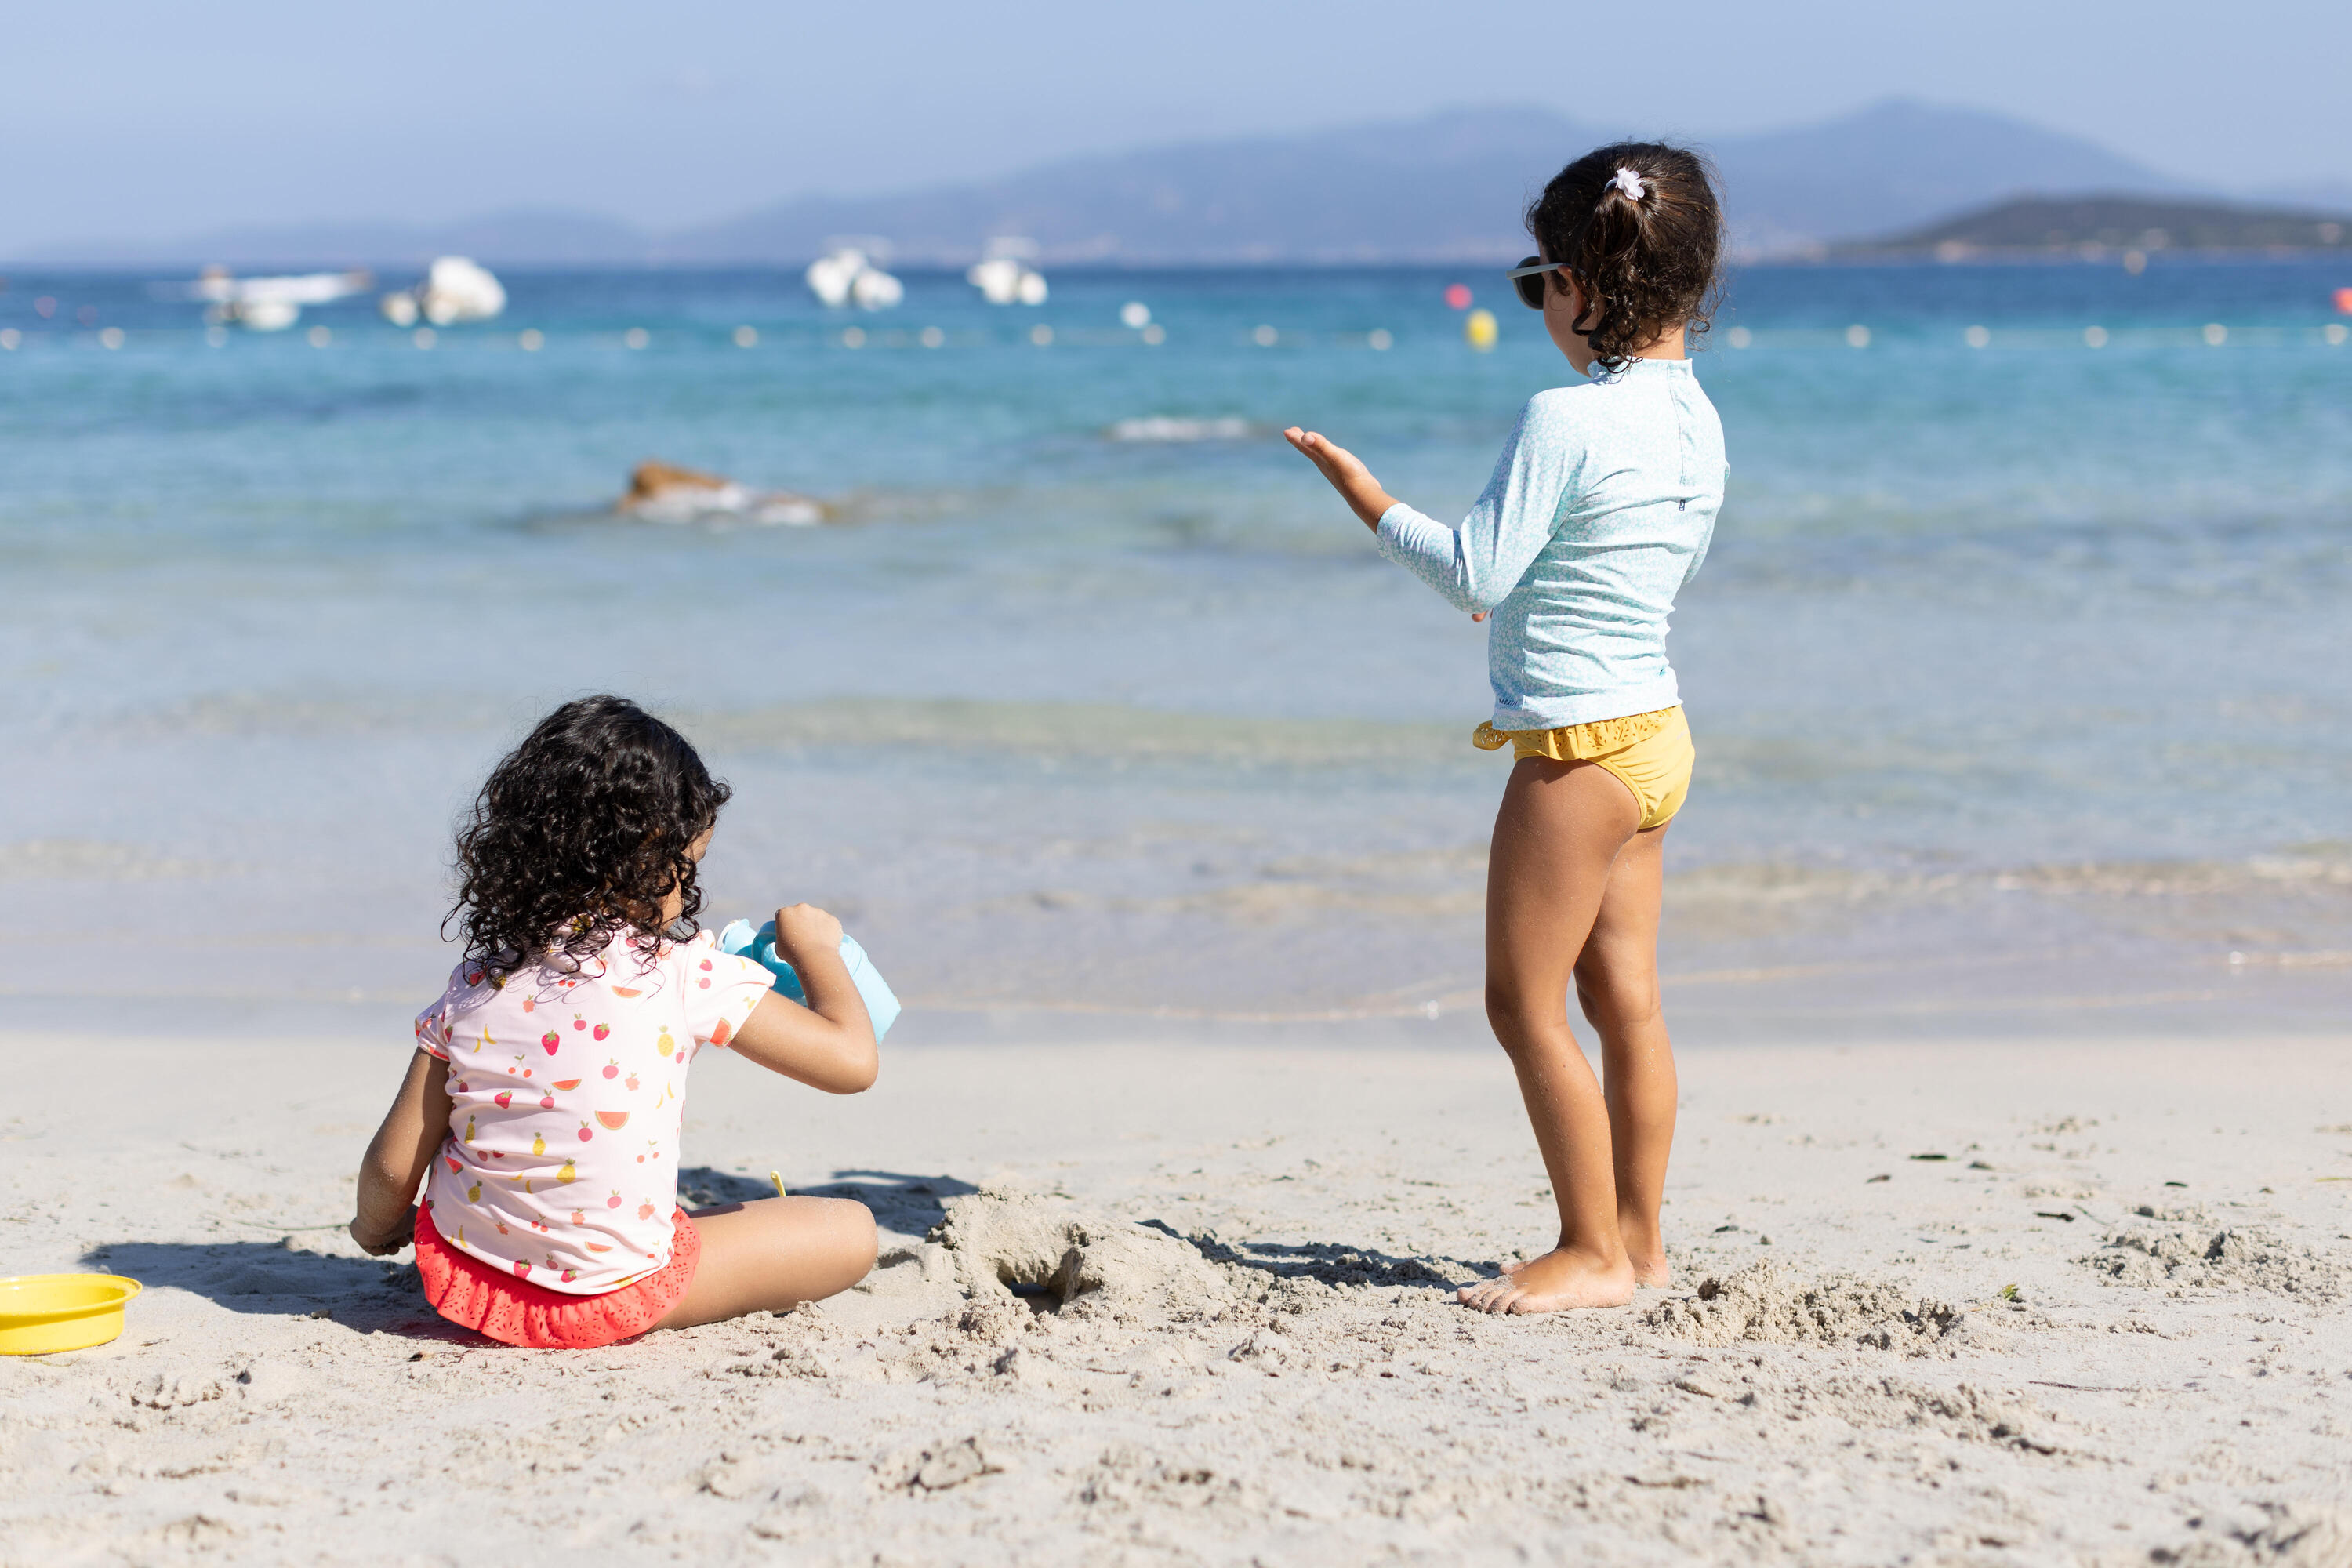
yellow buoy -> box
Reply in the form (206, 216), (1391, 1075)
(1465, 309), (1497, 350)
(0, 1274), (143, 1356)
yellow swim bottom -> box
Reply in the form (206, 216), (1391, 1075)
(1472, 705), (1694, 830)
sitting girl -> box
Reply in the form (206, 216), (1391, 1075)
(1285, 145), (1728, 1313)
(348, 695), (879, 1348)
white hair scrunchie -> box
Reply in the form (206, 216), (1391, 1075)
(1610, 166), (1647, 201)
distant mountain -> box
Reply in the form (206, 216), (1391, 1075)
(665, 100), (2190, 265)
(20, 99), (2205, 267)
(1846, 194), (2352, 256)
(1704, 100), (2187, 256)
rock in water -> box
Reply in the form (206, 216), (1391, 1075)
(616, 460), (828, 526)
(931, 1188), (1232, 1319)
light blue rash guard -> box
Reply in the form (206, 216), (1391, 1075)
(1374, 357), (1726, 731)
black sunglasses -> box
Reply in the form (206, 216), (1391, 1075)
(1507, 256), (1570, 310)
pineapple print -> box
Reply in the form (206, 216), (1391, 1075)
(557, 1159), (578, 1185)
(656, 1026), (675, 1058)
(532, 1132), (546, 1157)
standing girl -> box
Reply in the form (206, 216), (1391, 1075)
(348, 695), (880, 1347)
(1285, 144), (1726, 1313)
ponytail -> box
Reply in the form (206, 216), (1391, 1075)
(1526, 143), (1724, 374)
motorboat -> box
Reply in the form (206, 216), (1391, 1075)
(381, 257), (506, 325)
(967, 238), (1047, 306)
(183, 266), (371, 331)
(805, 244), (902, 310)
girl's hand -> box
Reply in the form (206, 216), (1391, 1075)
(1283, 428), (1401, 532)
(349, 1210), (414, 1257)
(772, 902), (844, 960)
(731, 906), (878, 1095)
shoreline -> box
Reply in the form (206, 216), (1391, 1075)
(6, 1029), (2350, 1563)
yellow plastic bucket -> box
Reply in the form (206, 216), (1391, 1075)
(0, 1274), (143, 1356)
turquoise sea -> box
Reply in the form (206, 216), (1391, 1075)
(2, 261), (2347, 1040)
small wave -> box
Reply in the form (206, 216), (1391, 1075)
(1105, 416), (1253, 444)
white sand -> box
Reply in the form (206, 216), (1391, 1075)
(5, 1029), (2350, 1565)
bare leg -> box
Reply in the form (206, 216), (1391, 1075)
(648, 1196), (877, 1332)
(1576, 822), (1675, 1287)
(1459, 757), (1642, 1316)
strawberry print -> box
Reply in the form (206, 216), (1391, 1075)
(415, 924), (770, 1293)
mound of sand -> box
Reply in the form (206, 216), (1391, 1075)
(929, 1189), (1235, 1319)
(1642, 1260), (1963, 1352)
(2081, 1205), (2352, 1300)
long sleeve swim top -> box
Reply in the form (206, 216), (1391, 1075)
(1374, 356), (1726, 731)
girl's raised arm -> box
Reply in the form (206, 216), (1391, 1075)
(350, 1049), (453, 1255)
(724, 903), (880, 1095)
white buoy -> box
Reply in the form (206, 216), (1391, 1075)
(733, 325), (757, 347)
(1252, 325), (1278, 347)
(1367, 328), (1393, 350)
(624, 328), (650, 350)
(100, 327), (125, 350)
(2084, 325), (2109, 348)
(2201, 323), (2227, 346)
(1014, 270), (1047, 306)
(1141, 323), (1166, 346)
(380, 292), (419, 327)
(307, 325), (331, 347)
(1120, 301), (1151, 329)
(1725, 325), (1751, 348)
(1029, 324), (1053, 347)
(1846, 324), (1871, 348)
(1964, 325), (1990, 348)
(518, 328), (545, 351)
(919, 326), (945, 348)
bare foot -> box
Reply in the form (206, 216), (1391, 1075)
(1459, 1247), (1635, 1314)
(1501, 1250), (1668, 1290)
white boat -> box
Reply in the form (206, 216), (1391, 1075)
(805, 244), (901, 310)
(182, 267), (372, 330)
(966, 238), (1047, 305)
(381, 257), (506, 326)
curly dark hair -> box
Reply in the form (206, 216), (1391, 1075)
(1526, 142), (1725, 376)
(449, 695), (731, 978)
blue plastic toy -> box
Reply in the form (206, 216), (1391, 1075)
(715, 920), (900, 1041)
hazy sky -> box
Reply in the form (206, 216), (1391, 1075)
(9, 0), (2347, 251)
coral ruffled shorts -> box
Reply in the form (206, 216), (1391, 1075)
(413, 1203), (700, 1349)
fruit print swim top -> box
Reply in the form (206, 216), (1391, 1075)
(412, 927), (771, 1294)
